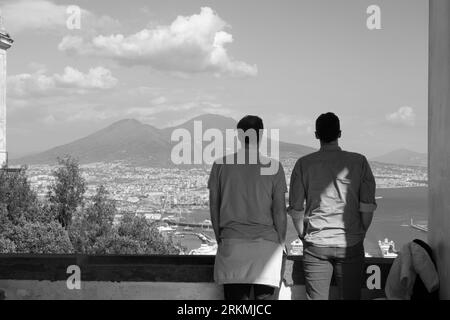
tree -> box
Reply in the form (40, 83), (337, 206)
(0, 204), (16, 253)
(1, 160), (183, 255)
(0, 168), (73, 253)
(69, 185), (117, 254)
(48, 156), (86, 229)
(0, 167), (41, 223)
(69, 185), (182, 255)
(115, 214), (182, 255)
(84, 185), (115, 233)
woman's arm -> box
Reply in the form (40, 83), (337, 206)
(209, 189), (221, 244)
(272, 190), (287, 245)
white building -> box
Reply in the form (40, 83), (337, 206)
(0, 13), (13, 168)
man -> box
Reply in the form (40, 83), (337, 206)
(288, 112), (377, 300)
(208, 115), (287, 300)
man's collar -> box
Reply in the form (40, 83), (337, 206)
(320, 144), (342, 152)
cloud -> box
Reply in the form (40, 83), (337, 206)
(54, 67), (118, 90)
(8, 66), (118, 97)
(58, 7), (257, 77)
(151, 96), (167, 105)
(0, 0), (120, 34)
(386, 106), (416, 127)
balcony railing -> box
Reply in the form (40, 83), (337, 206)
(0, 254), (393, 300)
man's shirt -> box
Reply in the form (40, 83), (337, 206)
(288, 145), (377, 248)
(208, 152), (287, 243)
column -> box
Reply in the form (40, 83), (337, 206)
(429, 0), (450, 300)
(0, 48), (6, 167)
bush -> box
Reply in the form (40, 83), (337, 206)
(0, 237), (16, 253)
(6, 221), (73, 254)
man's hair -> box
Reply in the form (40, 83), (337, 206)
(315, 112), (341, 143)
(237, 115), (264, 145)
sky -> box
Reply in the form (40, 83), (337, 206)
(0, 0), (429, 158)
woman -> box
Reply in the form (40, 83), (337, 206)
(208, 115), (287, 300)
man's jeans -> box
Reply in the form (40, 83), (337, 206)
(303, 241), (365, 300)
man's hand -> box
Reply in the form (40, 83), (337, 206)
(289, 208), (305, 239)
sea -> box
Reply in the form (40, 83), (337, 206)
(174, 186), (428, 256)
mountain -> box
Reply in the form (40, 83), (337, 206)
(162, 114), (238, 135)
(13, 114), (316, 166)
(13, 119), (171, 165)
(371, 149), (428, 167)
(163, 113), (316, 156)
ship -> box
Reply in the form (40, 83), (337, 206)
(378, 238), (398, 258)
(289, 239), (304, 256)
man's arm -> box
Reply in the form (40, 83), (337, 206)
(361, 212), (374, 233)
(290, 210), (305, 239)
(359, 157), (377, 234)
(288, 161), (306, 239)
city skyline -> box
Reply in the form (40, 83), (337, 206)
(1, 0), (429, 158)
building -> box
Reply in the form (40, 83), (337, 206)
(0, 14), (13, 168)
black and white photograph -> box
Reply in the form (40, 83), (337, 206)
(0, 0), (448, 308)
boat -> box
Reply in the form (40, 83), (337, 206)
(200, 219), (213, 229)
(378, 238), (398, 258)
(189, 243), (217, 255)
(410, 218), (428, 232)
(289, 239), (304, 256)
